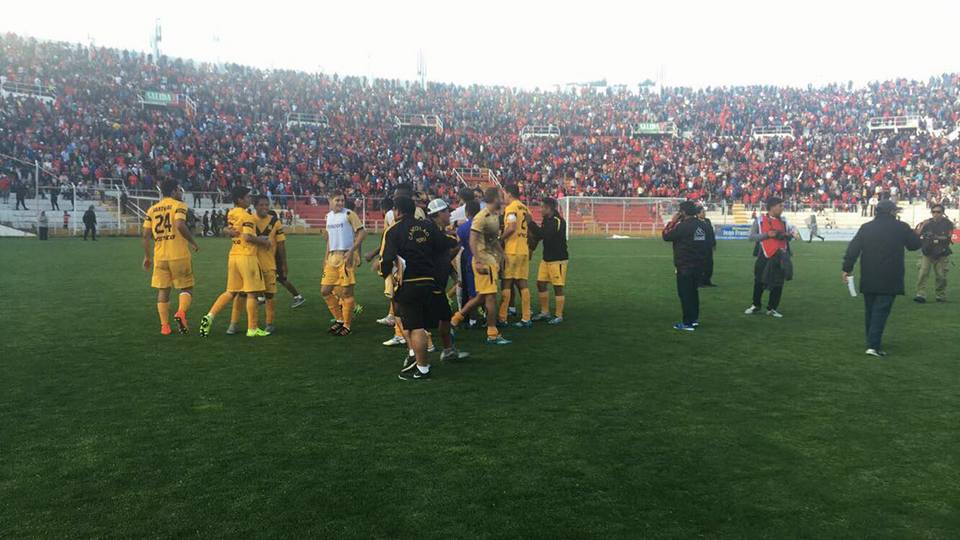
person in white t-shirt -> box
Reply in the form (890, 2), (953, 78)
(322, 192), (367, 336)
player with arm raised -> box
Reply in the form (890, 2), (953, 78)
(141, 179), (199, 335)
(198, 186), (272, 337)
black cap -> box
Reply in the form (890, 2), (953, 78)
(876, 200), (900, 214)
(680, 200), (701, 216)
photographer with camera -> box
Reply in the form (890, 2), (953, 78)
(744, 197), (799, 318)
(913, 203), (954, 303)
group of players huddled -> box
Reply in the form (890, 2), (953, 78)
(140, 179), (569, 380)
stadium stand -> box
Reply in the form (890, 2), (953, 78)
(1, 32), (959, 234)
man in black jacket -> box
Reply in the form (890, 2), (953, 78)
(528, 197), (569, 324)
(842, 199), (922, 357)
(662, 201), (708, 331)
(913, 204), (953, 303)
(82, 205), (97, 241)
(379, 196), (458, 381)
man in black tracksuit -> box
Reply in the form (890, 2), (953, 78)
(379, 196), (458, 381)
(842, 199), (921, 357)
(662, 201), (708, 331)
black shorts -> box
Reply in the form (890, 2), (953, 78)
(275, 255), (287, 283)
(394, 281), (450, 330)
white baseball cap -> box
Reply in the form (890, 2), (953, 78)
(427, 198), (450, 215)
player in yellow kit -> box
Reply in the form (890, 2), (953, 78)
(498, 184), (533, 327)
(198, 186), (272, 337)
(254, 196), (285, 334)
(141, 179), (199, 335)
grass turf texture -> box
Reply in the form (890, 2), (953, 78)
(1, 236), (958, 538)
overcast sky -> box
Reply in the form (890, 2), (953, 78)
(3, 0), (958, 89)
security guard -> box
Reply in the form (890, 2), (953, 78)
(913, 203), (954, 303)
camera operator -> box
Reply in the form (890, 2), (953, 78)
(744, 197), (799, 318)
(913, 203), (954, 303)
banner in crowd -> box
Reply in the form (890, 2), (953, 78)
(142, 91), (174, 106)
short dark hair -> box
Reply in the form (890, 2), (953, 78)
(393, 183), (413, 196)
(380, 197), (394, 211)
(160, 179), (180, 197)
(680, 200), (701, 216)
(231, 186), (251, 204)
(458, 187), (476, 202)
(766, 196), (784, 210)
(483, 187), (499, 204)
(394, 196), (416, 217)
(931, 203), (945, 213)
(504, 184), (520, 198)
(542, 197), (558, 212)
(254, 194), (270, 206)
(465, 200), (480, 218)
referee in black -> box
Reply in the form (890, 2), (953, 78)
(379, 196), (458, 381)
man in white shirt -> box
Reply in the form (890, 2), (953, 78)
(322, 192), (366, 336)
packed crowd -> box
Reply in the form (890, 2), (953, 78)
(2, 32), (959, 211)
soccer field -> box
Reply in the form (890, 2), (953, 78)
(1, 235), (958, 538)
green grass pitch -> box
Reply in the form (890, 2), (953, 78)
(1, 235), (958, 538)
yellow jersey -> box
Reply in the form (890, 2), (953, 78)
(143, 197), (191, 261)
(502, 199), (530, 256)
(227, 206), (258, 257)
(470, 206), (503, 266)
(255, 213), (285, 271)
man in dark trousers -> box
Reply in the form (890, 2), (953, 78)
(913, 203), (953, 303)
(745, 196), (797, 318)
(50, 187), (59, 210)
(662, 200), (708, 331)
(842, 199), (921, 357)
(15, 181), (29, 210)
(379, 196), (458, 380)
(82, 205), (97, 241)
(698, 207), (717, 286)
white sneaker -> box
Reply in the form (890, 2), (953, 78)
(382, 335), (406, 347)
(290, 295), (305, 309)
(766, 309), (784, 318)
(548, 316), (563, 325)
(865, 349), (887, 357)
(225, 323), (238, 335)
(744, 305), (760, 315)
(377, 315), (396, 326)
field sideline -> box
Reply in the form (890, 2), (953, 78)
(1, 236), (958, 538)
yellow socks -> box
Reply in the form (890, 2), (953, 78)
(246, 295), (258, 330)
(520, 288), (531, 321)
(209, 292), (234, 317)
(450, 311), (464, 327)
(324, 293), (343, 321)
(341, 297), (355, 328)
(157, 302), (170, 326)
(229, 295), (244, 324)
(556, 296), (565, 318)
(177, 291), (191, 315)
(538, 291), (549, 314)
(498, 289), (512, 321)
(265, 298), (275, 325)
(394, 319), (404, 337)
(487, 326), (500, 339)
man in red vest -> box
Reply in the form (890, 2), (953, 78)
(745, 197), (797, 318)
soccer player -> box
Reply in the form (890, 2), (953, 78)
(451, 187), (511, 345)
(498, 184), (533, 327)
(456, 199), (481, 327)
(322, 192), (366, 336)
(141, 179), (199, 335)
(198, 186), (272, 337)
(528, 197), (568, 325)
(253, 196), (286, 333)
